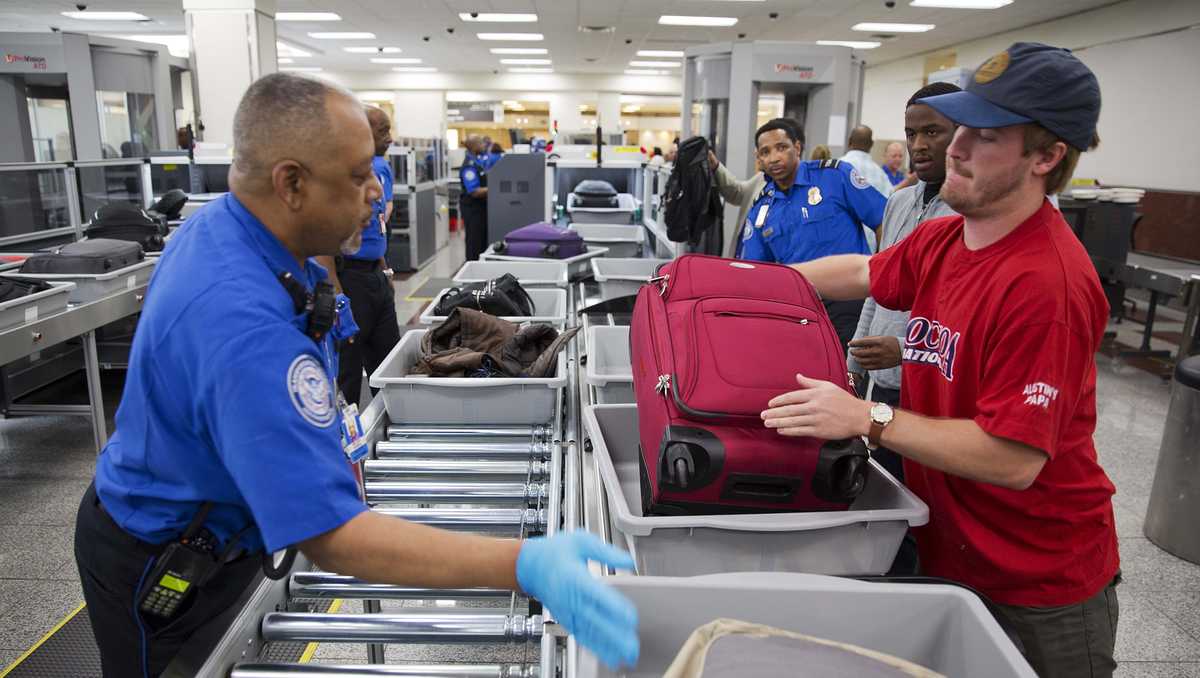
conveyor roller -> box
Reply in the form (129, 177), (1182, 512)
(363, 459), (551, 481)
(364, 481), (548, 505)
(231, 663), (538, 677)
(288, 573), (510, 600)
(387, 425), (551, 441)
(373, 507), (548, 532)
(260, 612), (543, 644)
(375, 441), (554, 459)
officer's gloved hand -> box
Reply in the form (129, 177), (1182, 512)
(516, 531), (639, 670)
(332, 293), (359, 344)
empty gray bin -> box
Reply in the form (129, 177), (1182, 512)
(0, 281), (74, 331)
(453, 260), (568, 288)
(567, 193), (638, 224)
(574, 573), (1034, 678)
(419, 287), (567, 327)
(585, 404), (929, 576)
(569, 223), (645, 258)
(8, 260), (156, 303)
(370, 329), (567, 425)
(480, 244), (609, 280)
(585, 326), (632, 404)
(590, 258), (671, 300)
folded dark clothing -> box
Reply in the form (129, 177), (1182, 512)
(412, 307), (578, 378)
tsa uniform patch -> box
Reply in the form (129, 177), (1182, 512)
(287, 355), (336, 427)
(463, 169), (477, 182)
(743, 224), (753, 241)
(850, 168), (871, 189)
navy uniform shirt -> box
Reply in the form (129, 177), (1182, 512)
(737, 159), (887, 264)
(346, 155), (392, 261)
(94, 193), (366, 553)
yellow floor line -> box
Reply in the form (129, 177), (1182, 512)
(0, 602), (86, 677)
(403, 275), (433, 301)
(297, 598), (343, 664)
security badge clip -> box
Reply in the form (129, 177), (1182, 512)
(754, 203), (769, 229)
(338, 393), (369, 463)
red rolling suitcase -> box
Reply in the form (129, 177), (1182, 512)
(630, 254), (869, 516)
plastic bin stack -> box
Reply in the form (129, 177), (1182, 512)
(480, 244), (609, 281)
(568, 223), (645, 258)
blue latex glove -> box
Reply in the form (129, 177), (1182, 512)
(517, 532), (639, 670)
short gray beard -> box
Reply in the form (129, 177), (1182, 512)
(339, 228), (363, 256)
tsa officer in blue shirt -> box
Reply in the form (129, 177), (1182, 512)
(316, 106), (401, 407)
(459, 135), (490, 261)
(73, 73), (638, 678)
(737, 118), (887, 349)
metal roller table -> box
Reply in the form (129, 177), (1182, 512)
(1119, 252), (1200, 362)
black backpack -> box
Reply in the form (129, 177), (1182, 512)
(432, 273), (535, 318)
(573, 180), (619, 208)
(150, 189), (188, 221)
(663, 136), (724, 253)
(87, 203), (167, 252)
(0, 276), (51, 302)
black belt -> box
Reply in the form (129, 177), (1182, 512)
(94, 493), (250, 563)
(339, 257), (381, 272)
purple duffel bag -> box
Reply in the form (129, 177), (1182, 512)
(494, 222), (587, 259)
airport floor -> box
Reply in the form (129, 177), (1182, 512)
(1, 231), (1198, 675)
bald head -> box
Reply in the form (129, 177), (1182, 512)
(884, 141), (905, 172)
(465, 135), (484, 155)
(365, 106), (392, 156)
(847, 125), (874, 152)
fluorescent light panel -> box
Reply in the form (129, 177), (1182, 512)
(477, 33), (544, 41)
(625, 69), (668, 76)
(276, 41), (312, 57)
(489, 47), (547, 54)
(629, 60), (681, 68)
(637, 50), (684, 57)
(308, 32), (375, 39)
(852, 22), (935, 32)
(459, 13), (537, 22)
(658, 15), (738, 27)
(817, 40), (881, 49)
(910, 0), (1012, 6)
(280, 66), (322, 72)
(275, 12), (341, 21)
(61, 11), (149, 20)
(393, 67), (437, 72)
(500, 58), (551, 65)
(371, 57), (422, 64)
(277, 57), (294, 63)
(508, 67), (553, 73)
(345, 46), (401, 53)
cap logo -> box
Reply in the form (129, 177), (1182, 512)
(974, 50), (1010, 84)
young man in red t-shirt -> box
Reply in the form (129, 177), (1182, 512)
(762, 42), (1119, 677)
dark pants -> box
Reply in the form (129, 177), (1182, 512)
(992, 577), (1120, 678)
(460, 197), (489, 262)
(74, 483), (260, 678)
(337, 260), (401, 407)
(823, 298), (865, 353)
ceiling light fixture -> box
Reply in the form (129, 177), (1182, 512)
(275, 12), (342, 21)
(345, 46), (401, 53)
(636, 50), (684, 57)
(817, 40), (882, 49)
(280, 66), (322, 72)
(277, 57), (294, 63)
(508, 67), (553, 73)
(308, 32), (375, 39)
(910, 0), (1012, 7)
(624, 69), (667, 76)
(393, 66), (438, 72)
(499, 58), (551, 65)
(489, 47), (548, 54)
(852, 22), (935, 32)
(629, 60), (681, 68)
(658, 15), (738, 27)
(276, 41), (313, 57)
(61, 11), (150, 21)
(110, 34), (190, 57)
(459, 13), (538, 22)
(477, 33), (544, 41)
(371, 57), (422, 64)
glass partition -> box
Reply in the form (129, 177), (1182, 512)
(74, 160), (146, 222)
(0, 164), (74, 243)
(97, 91), (160, 158)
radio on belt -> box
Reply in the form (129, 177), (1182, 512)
(138, 502), (246, 619)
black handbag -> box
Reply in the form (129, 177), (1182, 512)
(433, 273), (535, 317)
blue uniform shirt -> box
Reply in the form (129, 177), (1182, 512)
(94, 193), (367, 553)
(737, 159), (887, 264)
(346, 155), (392, 261)
(884, 165), (905, 187)
(460, 157), (485, 195)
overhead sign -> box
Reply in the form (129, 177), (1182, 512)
(447, 101), (501, 123)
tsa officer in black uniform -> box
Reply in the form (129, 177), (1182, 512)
(74, 73), (639, 677)
(459, 135), (490, 261)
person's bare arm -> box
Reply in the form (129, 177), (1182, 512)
(315, 255), (343, 294)
(470, 187), (488, 198)
(790, 255), (871, 301)
(300, 512), (521, 590)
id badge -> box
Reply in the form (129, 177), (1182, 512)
(754, 203), (769, 228)
(338, 396), (369, 463)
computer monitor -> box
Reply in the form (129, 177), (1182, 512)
(197, 162), (231, 194)
(149, 154), (192, 196)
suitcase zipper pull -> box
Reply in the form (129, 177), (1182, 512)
(655, 374), (671, 396)
(648, 274), (669, 296)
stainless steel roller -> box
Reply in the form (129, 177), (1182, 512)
(365, 481), (548, 505)
(363, 459), (551, 481)
(375, 440), (554, 459)
(387, 424), (550, 441)
(260, 612), (543, 644)
(288, 573), (509, 600)
(373, 507), (548, 532)
(231, 663), (538, 677)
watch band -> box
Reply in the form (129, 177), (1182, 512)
(868, 420), (886, 448)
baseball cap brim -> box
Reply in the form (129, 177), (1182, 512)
(916, 90), (1032, 129)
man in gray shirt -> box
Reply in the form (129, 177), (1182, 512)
(847, 82), (962, 483)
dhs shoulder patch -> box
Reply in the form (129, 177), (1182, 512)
(849, 167), (871, 189)
(463, 169), (477, 182)
(287, 355), (336, 428)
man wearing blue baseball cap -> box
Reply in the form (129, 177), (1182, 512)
(764, 43), (1119, 677)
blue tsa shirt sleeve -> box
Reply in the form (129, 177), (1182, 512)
(838, 163), (887, 230)
(460, 164), (481, 194)
(202, 318), (366, 553)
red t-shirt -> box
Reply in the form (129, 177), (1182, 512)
(869, 199), (1119, 607)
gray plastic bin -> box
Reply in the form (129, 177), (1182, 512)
(585, 404), (929, 576)
(567, 193), (638, 224)
(0, 281), (74, 331)
(370, 329), (567, 425)
(419, 287), (567, 327)
(585, 326), (632, 404)
(574, 573), (1034, 678)
(479, 244), (608, 280)
(7, 259), (156, 303)
(590, 258), (671, 300)
(569, 223), (645, 258)
(452, 260), (568, 288)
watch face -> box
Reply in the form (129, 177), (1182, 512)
(871, 402), (894, 425)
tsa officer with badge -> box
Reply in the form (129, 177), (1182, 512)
(74, 73), (639, 678)
(459, 135), (490, 261)
(738, 118), (887, 349)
